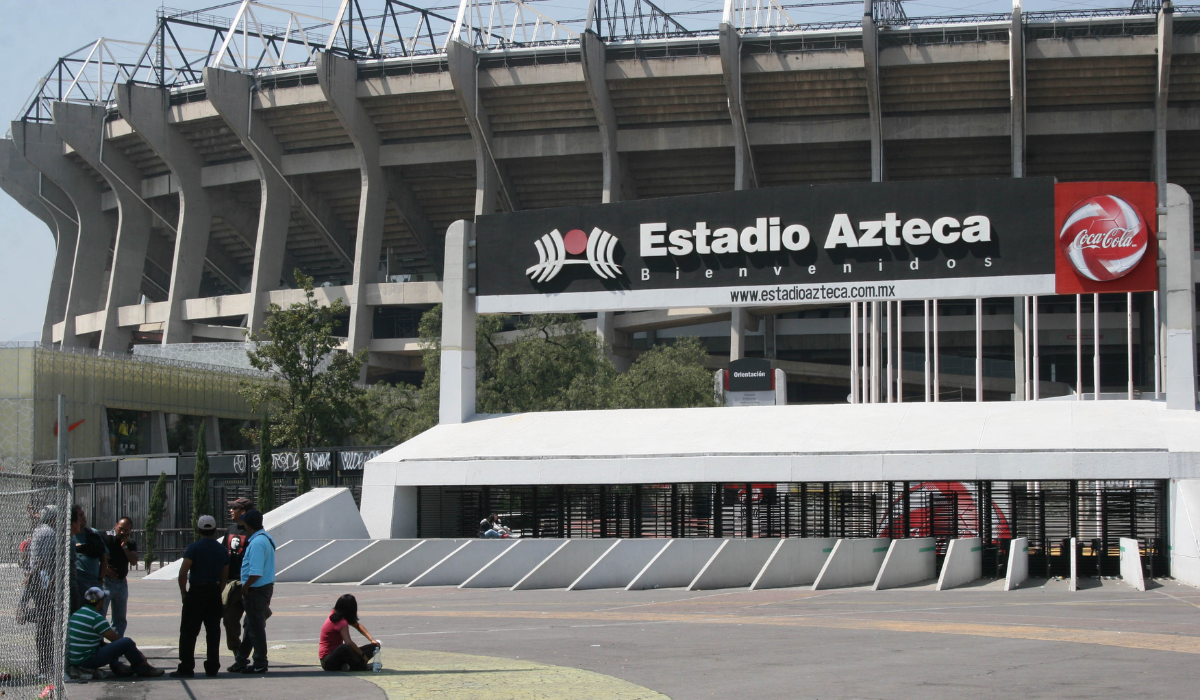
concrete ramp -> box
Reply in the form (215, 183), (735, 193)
(751, 538), (838, 590)
(512, 540), (616, 591)
(409, 540), (517, 587)
(1119, 537), (1147, 592)
(1171, 480), (1200, 588)
(460, 539), (566, 588)
(1004, 537), (1029, 591)
(264, 487), (369, 543)
(812, 538), (890, 590)
(311, 540), (420, 584)
(688, 539), (778, 591)
(873, 538), (936, 591)
(276, 540), (371, 583)
(276, 539), (333, 571)
(936, 537), (982, 591)
(627, 539), (724, 590)
(569, 540), (670, 591)
(360, 540), (470, 585)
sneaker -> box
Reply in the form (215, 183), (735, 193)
(135, 664), (165, 678)
(168, 670), (194, 679)
(340, 663), (350, 672)
(227, 661), (249, 673)
(111, 662), (135, 678)
(237, 664), (268, 674)
(205, 669), (219, 678)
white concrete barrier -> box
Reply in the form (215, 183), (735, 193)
(311, 540), (420, 584)
(1119, 537), (1147, 592)
(688, 539), (779, 591)
(1004, 537), (1029, 591)
(812, 538), (890, 590)
(276, 539), (372, 582)
(1171, 479), (1200, 588)
(264, 487), (369, 544)
(459, 539), (567, 588)
(512, 539), (617, 590)
(408, 540), (517, 587)
(275, 539), (333, 571)
(936, 537), (982, 591)
(873, 537), (937, 591)
(751, 538), (838, 590)
(568, 540), (671, 591)
(1068, 536), (1078, 592)
(626, 539), (724, 590)
(360, 539), (471, 585)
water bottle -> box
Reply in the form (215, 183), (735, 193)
(372, 644), (382, 673)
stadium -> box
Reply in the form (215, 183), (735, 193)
(5, 0), (1200, 596)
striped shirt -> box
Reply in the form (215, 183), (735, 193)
(68, 606), (112, 664)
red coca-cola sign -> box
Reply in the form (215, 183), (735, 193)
(1055, 182), (1158, 294)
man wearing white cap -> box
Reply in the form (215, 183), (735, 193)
(68, 586), (163, 677)
(172, 514), (229, 678)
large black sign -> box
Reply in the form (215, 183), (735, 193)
(727, 358), (774, 392)
(476, 178), (1056, 313)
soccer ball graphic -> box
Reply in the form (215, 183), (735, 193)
(1059, 194), (1148, 282)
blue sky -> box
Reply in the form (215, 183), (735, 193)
(0, 0), (1130, 341)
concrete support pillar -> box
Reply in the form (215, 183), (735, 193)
(581, 31), (623, 204)
(1010, 0), (1025, 178)
(440, 220), (476, 424)
(1013, 297), (1027, 400)
(53, 101), (152, 353)
(764, 314), (777, 360)
(204, 415), (222, 452)
(730, 307), (752, 361)
(117, 83), (214, 345)
(149, 411), (169, 454)
(719, 23), (757, 190)
(12, 121), (112, 348)
(447, 40), (516, 216)
(1164, 184), (1196, 410)
(203, 67), (292, 335)
(597, 311), (632, 371)
(862, 1), (885, 182)
(1155, 4), (1173, 200)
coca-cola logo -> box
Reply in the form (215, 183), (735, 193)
(1059, 194), (1148, 282)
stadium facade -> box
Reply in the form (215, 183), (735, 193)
(7, 0), (1200, 587)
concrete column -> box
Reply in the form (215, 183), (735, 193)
(53, 101), (152, 353)
(440, 220), (476, 424)
(862, 1), (885, 182)
(719, 23), (757, 190)
(149, 411), (169, 454)
(1155, 3), (1172, 202)
(447, 40), (516, 215)
(203, 67), (292, 335)
(1013, 297), (1027, 400)
(117, 83), (214, 345)
(596, 311), (632, 371)
(581, 31), (622, 204)
(1164, 184), (1196, 410)
(730, 307), (751, 361)
(1010, 0), (1025, 178)
(12, 121), (112, 348)
(204, 415), (222, 452)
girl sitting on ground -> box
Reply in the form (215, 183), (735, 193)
(318, 594), (381, 672)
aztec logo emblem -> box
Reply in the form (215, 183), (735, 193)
(1059, 194), (1148, 282)
(526, 227), (622, 282)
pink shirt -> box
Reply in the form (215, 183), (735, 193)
(319, 615), (348, 659)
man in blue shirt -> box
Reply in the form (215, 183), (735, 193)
(229, 509), (275, 674)
(171, 515), (228, 678)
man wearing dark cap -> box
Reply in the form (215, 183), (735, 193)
(171, 515), (228, 678)
(229, 509), (275, 674)
(222, 497), (253, 651)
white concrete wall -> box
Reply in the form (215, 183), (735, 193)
(265, 487), (369, 543)
(460, 539), (567, 588)
(311, 540), (420, 584)
(626, 539), (724, 590)
(936, 537), (982, 591)
(1068, 537), (1078, 592)
(1004, 537), (1029, 591)
(275, 539), (333, 571)
(873, 537), (937, 591)
(512, 539), (617, 590)
(569, 540), (671, 591)
(1119, 537), (1147, 592)
(275, 539), (372, 582)
(360, 539), (471, 585)
(1171, 479), (1200, 588)
(408, 540), (517, 587)
(750, 538), (838, 590)
(359, 484), (418, 539)
(812, 538), (890, 590)
(688, 539), (779, 591)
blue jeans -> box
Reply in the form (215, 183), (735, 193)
(78, 637), (145, 671)
(483, 529), (500, 538)
(103, 578), (129, 637)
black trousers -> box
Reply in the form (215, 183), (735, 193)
(178, 583), (223, 674)
(320, 643), (377, 672)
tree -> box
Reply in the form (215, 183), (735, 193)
(192, 421), (211, 538)
(257, 412), (275, 513)
(615, 337), (720, 409)
(296, 447), (311, 497)
(144, 471), (168, 570)
(239, 270), (369, 452)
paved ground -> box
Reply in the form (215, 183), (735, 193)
(63, 573), (1200, 700)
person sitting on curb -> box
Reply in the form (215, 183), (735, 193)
(69, 586), (164, 678)
(171, 515), (228, 678)
(318, 594), (380, 672)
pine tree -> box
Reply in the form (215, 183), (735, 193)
(192, 421), (211, 539)
(257, 413), (275, 513)
(145, 471), (168, 569)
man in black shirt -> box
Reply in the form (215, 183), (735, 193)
(101, 517), (137, 637)
(171, 515), (228, 678)
(222, 497), (253, 651)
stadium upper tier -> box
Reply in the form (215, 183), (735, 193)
(0, 0), (1197, 365)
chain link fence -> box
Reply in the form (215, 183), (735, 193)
(1, 460), (72, 699)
